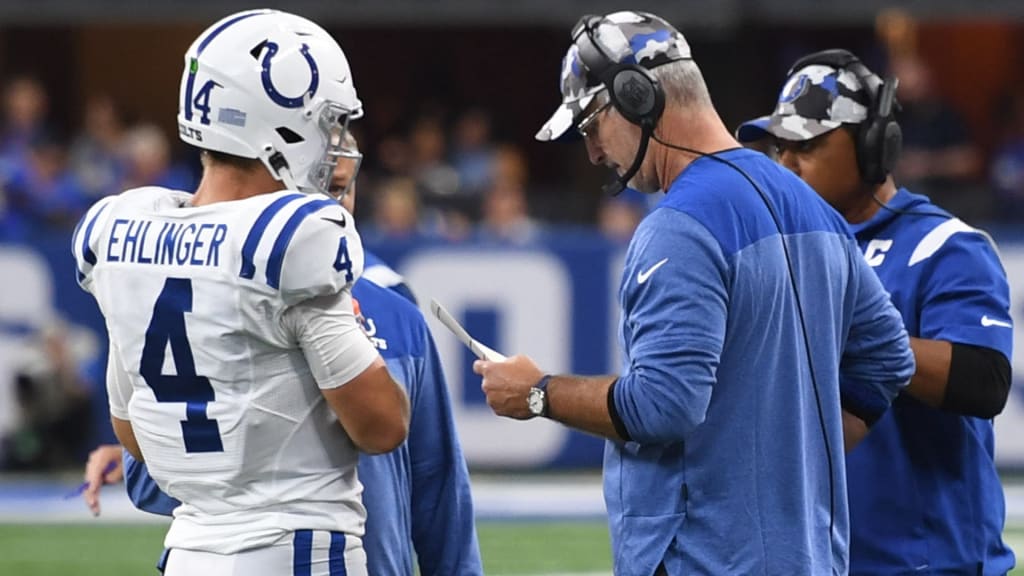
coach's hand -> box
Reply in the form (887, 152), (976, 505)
(475, 355), (545, 420)
(83, 444), (125, 516)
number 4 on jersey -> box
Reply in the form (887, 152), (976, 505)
(140, 278), (223, 453)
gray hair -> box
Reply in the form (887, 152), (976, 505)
(651, 59), (712, 109)
(588, 59), (712, 113)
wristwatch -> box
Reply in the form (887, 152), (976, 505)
(527, 374), (552, 418)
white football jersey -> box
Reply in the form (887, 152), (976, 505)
(73, 186), (381, 554)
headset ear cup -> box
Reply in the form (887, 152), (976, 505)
(880, 121), (903, 180)
(857, 116), (901, 185)
(609, 65), (665, 127)
(856, 120), (881, 184)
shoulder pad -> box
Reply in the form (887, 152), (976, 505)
(236, 194), (362, 303)
(72, 194), (119, 291)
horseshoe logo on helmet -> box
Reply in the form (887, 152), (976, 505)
(260, 42), (319, 108)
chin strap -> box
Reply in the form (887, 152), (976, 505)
(264, 148), (300, 192)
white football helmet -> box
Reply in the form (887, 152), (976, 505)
(177, 9), (363, 198)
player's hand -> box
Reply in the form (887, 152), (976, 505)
(83, 444), (125, 516)
(474, 355), (545, 420)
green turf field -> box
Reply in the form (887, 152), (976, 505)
(0, 521), (614, 576)
(2, 522), (1022, 575)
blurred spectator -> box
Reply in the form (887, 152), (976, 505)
(1, 320), (94, 470)
(410, 113), (475, 239)
(990, 84), (1024, 221)
(369, 176), (423, 240)
(0, 76), (49, 171)
(69, 95), (127, 200)
(598, 190), (648, 243)
(120, 123), (195, 191)
(890, 54), (986, 219)
(376, 132), (413, 178)
(875, 8), (918, 62)
(492, 144), (529, 189)
(410, 114), (459, 199)
(477, 180), (541, 245)
(468, 143), (541, 244)
(451, 108), (498, 197)
(5, 131), (87, 233)
(122, 123), (195, 191)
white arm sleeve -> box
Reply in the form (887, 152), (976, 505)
(282, 290), (381, 390)
(106, 341), (133, 420)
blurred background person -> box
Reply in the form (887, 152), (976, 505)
(119, 123), (194, 191)
(3, 130), (87, 235)
(68, 94), (127, 201)
(367, 176), (424, 241)
(890, 53), (986, 220)
(0, 76), (50, 173)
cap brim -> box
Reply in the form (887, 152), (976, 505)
(535, 93), (595, 142)
(735, 116), (771, 143)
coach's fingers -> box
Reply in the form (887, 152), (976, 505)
(473, 359), (489, 375)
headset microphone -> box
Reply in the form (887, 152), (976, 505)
(603, 122), (654, 196)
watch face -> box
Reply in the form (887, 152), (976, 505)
(528, 388), (546, 416)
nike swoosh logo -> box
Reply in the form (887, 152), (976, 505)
(637, 258), (669, 284)
(981, 315), (1013, 328)
(321, 216), (346, 228)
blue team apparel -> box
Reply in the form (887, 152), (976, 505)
(124, 257), (482, 576)
(607, 148), (914, 575)
(845, 188), (1014, 576)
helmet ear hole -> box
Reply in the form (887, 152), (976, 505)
(249, 40), (269, 60)
(276, 127), (304, 144)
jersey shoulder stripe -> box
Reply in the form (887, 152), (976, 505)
(266, 197), (339, 289)
(908, 218), (974, 267)
(73, 195), (118, 286)
(239, 193), (306, 280)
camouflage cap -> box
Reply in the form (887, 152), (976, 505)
(536, 11), (691, 142)
(736, 63), (871, 143)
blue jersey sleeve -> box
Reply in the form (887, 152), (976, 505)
(839, 242), (915, 421)
(613, 210), (726, 444)
(916, 229), (1012, 359)
(408, 325), (482, 575)
(123, 451), (180, 516)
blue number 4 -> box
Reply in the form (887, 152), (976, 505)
(140, 278), (223, 453)
(333, 236), (354, 282)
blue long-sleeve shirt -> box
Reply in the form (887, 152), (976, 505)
(607, 149), (915, 576)
(124, 257), (482, 576)
(846, 188), (1014, 576)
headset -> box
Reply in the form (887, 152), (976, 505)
(787, 49), (902, 185)
(571, 15), (679, 196)
(571, 14), (839, 546)
(572, 15), (667, 129)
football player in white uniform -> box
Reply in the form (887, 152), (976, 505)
(72, 9), (410, 576)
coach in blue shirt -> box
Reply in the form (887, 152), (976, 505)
(739, 49), (1014, 575)
(476, 12), (915, 576)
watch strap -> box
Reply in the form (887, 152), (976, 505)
(535, 374), (552, 417)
